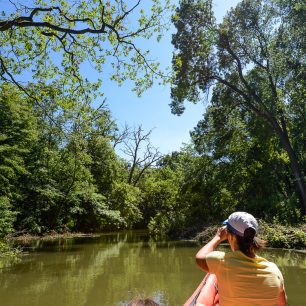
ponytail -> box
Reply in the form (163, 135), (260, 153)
(228, 227), (267, 258)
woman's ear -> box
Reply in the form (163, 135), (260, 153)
(228, 232), (238, 251)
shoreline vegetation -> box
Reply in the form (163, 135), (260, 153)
(191, 221), (306, 250)
(4, 220), (306, 251)
(6, 232), (101, 244)
(1, 221), (305, 267)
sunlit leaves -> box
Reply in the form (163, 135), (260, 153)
(171, 0), (306, 213)
(0, 85), (37, 197)
(0, 197), (16, 237)
(1, 0), (173, 102)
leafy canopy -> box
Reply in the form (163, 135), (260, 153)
(0, 0), (174, 102)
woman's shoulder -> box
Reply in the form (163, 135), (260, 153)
(206, 250), (226, 260)
(263, 260), (282, 272)
(255, 258), (284, 277)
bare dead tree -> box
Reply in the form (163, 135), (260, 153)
(112, 123), (130, 149)
(122, 125), (161, 186)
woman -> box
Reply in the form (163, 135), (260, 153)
(195, 212), (287, 306)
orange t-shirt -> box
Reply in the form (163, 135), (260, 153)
(206, 250), (284, 306)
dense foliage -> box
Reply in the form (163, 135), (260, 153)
(0, 0), (173, 98)
(171, 0), (306, 213)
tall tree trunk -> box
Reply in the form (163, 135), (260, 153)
(272, 120), (306, 214)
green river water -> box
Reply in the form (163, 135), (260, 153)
(0, 231), (305, 306)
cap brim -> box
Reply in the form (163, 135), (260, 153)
(223, 220), (244, 237)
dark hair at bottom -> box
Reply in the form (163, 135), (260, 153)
(127, 298), (159, 306)
(227, 227), (267, 258)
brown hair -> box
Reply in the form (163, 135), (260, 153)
(127, 298), (159, 306)
(228, 227), (267, 257)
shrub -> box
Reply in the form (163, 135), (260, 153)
(0, 196), (16, 238)
(194, 221), (306, 250)
(258, 220), (306, 249)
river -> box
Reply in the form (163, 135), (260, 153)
(0, 231), (305, 306)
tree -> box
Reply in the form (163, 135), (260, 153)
(141, 167), (182, 235)
(191, 84), (299, 221)
(0, 0), (173, 103)
(122, 125), (161, 186)
(6, 83), (126, 234)
(0, 85), (38, 234)
(171, 0), (306, 213)
(0, 196), (16, 237)
(109, 181), (142, 228)
(0, 84), (38, 196)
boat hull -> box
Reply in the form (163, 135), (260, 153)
(183, 274), (219, 306)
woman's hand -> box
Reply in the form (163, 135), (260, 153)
(215, 226), (228, 242)
(196, 226), (228, 272)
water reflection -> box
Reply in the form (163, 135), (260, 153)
(0, 232), (305, 306)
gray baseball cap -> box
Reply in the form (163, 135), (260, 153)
(223, 212), (258, 237)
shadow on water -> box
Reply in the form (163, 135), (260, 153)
(0, 231), (305, 306)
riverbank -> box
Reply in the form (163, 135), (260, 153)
(7, 232), (101, 244)
(0, 232), (102, 264)
(3, 220), (306, 251)
(193, 220), (306, 250)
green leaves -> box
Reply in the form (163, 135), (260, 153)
(0, 85), (37, 197)
(171, 0), (216, 114)
(0, 83), (143, 234)
(110, 182), (142, 228)
(1, 0), (173, 100)
(171, 0), (306, 214)
(0, 197), (16, 238)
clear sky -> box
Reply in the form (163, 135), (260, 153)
(97, 0), (241, 156)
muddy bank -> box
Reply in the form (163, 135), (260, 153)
(7, 232), (101, 244)
(6, 220), (306, 250)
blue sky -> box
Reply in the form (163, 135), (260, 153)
(98, 0), (241, 156)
